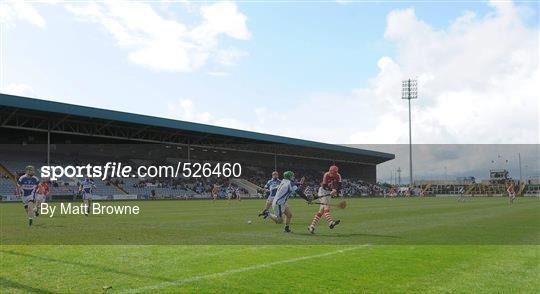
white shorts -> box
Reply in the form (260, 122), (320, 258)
(317, 187), (332, 205)
(82, 192), (93, 200)
(272, 202), (288, 220)
(21, 194), (35, 205)
(35, 194), (46, 202)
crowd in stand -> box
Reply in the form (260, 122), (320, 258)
(0, 157), (422, 198)
(246, 167), (386, 197)
(4, 156), (538, 199)
(340, 179), (385, 196)
(117, 175), (248, 198)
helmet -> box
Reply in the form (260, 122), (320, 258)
(25, 165), (35, 175)
(283, 171), (294, 180)
(329, 165), (338, 173)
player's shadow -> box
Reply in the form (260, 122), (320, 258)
(0, 277), (54, 293)
(293, 232), (401, 239)
(0, 250), (173, 283)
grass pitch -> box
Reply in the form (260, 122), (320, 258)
(1, 197), (539, 293)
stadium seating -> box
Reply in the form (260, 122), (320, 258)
(0, 177), (16, 196)
(2, 150), (537, 200)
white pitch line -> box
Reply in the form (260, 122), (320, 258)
(119, 245), (370, 294)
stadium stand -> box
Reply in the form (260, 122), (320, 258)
(0, 94), (396, 201)
(2, 94), (537, 200)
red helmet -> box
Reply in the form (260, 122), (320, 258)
(329, 165), (338, 173)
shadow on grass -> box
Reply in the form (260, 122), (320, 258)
(292, 232), (402, 239)
(0, 277), (54, 293)
(0, 250), (173, 283)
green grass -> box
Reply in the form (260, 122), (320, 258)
(1, 197), (539, 293)
(1, 197), (538, 244)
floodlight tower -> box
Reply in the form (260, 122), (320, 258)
(402, 79), (418, 189)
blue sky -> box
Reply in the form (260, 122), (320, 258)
(1, 0), (539, 145)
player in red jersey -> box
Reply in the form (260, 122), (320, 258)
(507, 182), (516, 204)
(308, 165), (341, 234)
(34, 177), (50, 216)
(212, 184), (220, 201)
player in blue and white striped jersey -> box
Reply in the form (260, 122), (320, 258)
(79, 178), (95, 216)
(258, 171), (281, 217)
(17, 165), (39, 226)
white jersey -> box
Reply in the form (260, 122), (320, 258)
(80, 179), (95, 194)
(80, 179), (95, 200)
(272, 179), (298, 206)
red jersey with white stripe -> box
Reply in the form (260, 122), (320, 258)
(507, 185), (515, 194)
(321, 172), (342, 190)
(36, 182), (50, 195)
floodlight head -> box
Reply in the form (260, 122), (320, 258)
(401, 79), (418, 99)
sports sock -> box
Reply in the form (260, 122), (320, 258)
(323, 210), (334, 224)
(310, 212), (322, 227)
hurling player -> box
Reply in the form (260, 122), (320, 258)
(308, 165), (341, 234)
(17, 165), (39, 226)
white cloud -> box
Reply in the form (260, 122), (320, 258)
(215, 47), (248, 66)
(147, 1), (540, 145)
(167, 98), (214, 124)
(4, 0), (536, 146)
(64, 0), (250, 73)
(0, 0), (46, 28)
(361, 0), (539, 144)
(207, 71), (230, 77)
(291, 0), (538, 144)
(192, 1), (251, 42)
(2, 83), (34, 96)
(167, 98), (263, 132)
(349, 114), (404, 144)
